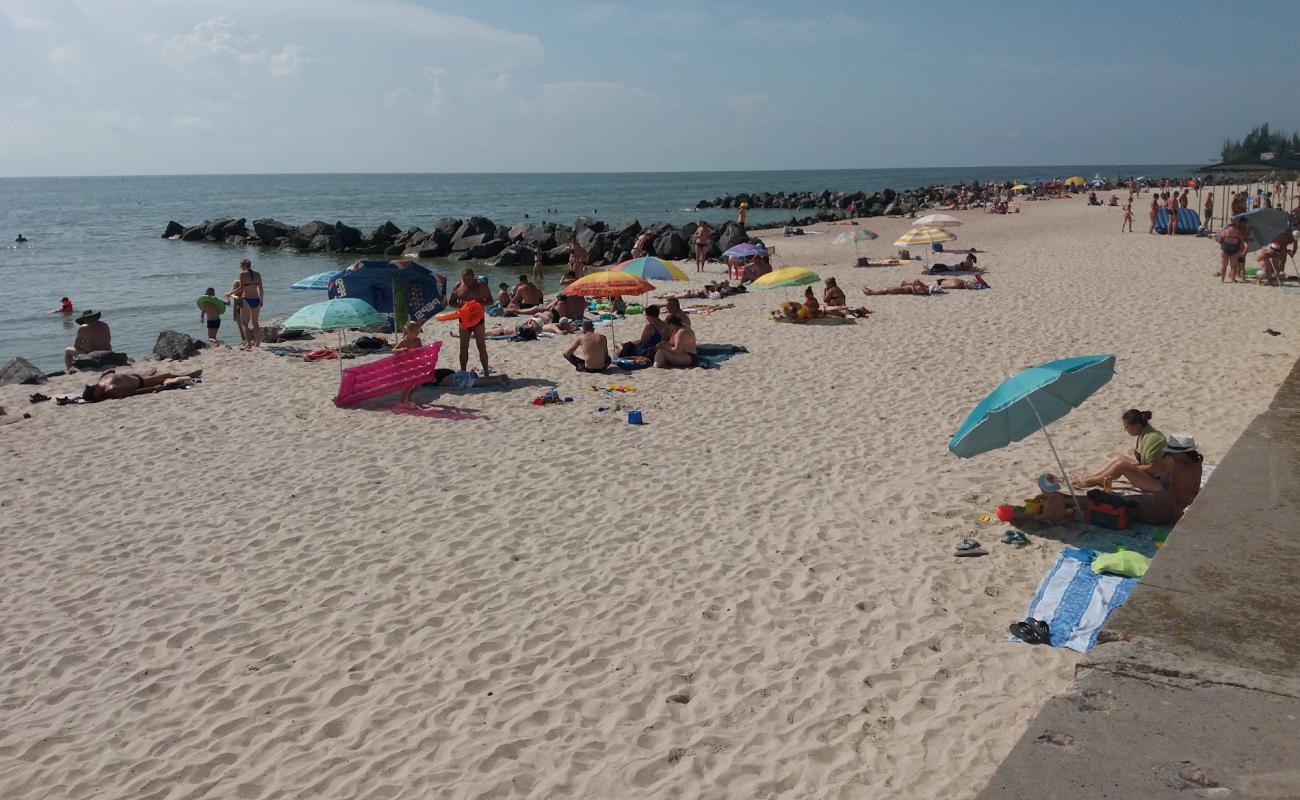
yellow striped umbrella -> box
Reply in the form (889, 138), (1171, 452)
(893, 225), (957, 247)
(750, 266), (820, 290)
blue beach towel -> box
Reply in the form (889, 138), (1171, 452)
(1012, 548), (1137, 652)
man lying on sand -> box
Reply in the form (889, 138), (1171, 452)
(399, 368), (510, 405)
(863, 276), (988, 295)
(82, 369), (202, 402)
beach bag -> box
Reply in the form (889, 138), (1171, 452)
(1083, 489), (1129, 530)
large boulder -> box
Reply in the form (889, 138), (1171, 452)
(433, 217), (462, 240)
(72, 351), (129, 369)
(0, 357), (46, 386)
(370, 221), (401, 241)
(612, 218), (641, 239)
(716, 222), (749, 253)
(161, 221), (184, 239)
(462, 238), (508, 260)
(452, 216), (496, 247)
(450, 232), (486, 253)
(180, 224), (206, 242)
(485, 245), (531, 267)
(152, 330), (205, 361)
(520, 224), (555, 250)
(253, 218), (295, 242)
(334, 221), (362, 248)
(653, 231), (689, 260)
(297, 220), (336, 240)
(308, 234), (341, 252)
(202, 218), (235, 240)
(544, 243), (571, 265)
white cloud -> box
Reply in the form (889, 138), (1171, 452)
(0, 0), (51, 32)
(47, 44), (87, 83)
(421, 68), (451, 116)
(161, 17), (307, 78)
(268, 44), (308, 77)
(172, 115), (216, 133)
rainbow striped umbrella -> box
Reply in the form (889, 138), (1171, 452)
(611, 256), (689, 282)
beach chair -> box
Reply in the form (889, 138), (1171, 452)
(334, 341), (442, 406)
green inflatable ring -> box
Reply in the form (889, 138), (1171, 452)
(196, 295), (227, 315)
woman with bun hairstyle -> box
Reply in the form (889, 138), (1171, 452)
(1073, 409), (1168, 490)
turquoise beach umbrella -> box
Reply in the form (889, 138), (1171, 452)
(283, 297), (384, 331)
(291, 270), (342, 290)
(282, 298), (386, 376)
(949, 354), (1116, 508)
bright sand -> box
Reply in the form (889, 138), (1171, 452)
(3, 196), (1297, 799)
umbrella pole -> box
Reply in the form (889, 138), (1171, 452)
(1025, 397), (1085, 517)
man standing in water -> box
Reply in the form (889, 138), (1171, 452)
(693, 221), (712, 272)
(232, 258), (264, 349)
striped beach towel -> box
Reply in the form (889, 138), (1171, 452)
(1012, 548), (1137, 652)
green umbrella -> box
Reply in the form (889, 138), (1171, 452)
(283, 298), (385, 374)
(283, 298), (384, 331)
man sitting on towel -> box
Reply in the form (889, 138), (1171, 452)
(564, 321), (611, 373)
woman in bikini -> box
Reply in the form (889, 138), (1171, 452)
(1147, 195), (1159, 234)
(1121, 199), (1134, 232)
(1217, 218), (1248, 283)
(233, 259), (264, 349)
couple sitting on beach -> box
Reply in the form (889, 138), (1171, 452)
(1027, 409), (1202, 526)
(565, 310), (697, 372)
(772, 279), (871, 322)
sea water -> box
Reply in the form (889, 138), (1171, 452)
(1, 166), (1191, 370)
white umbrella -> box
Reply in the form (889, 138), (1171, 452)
(915, 213), (962, 228)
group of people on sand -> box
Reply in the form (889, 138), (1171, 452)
(1215, 216), (1297, 285)
(195, 259), (266, 349)
(396, 267), (703, 379)
(1025, 409), (1203, 527)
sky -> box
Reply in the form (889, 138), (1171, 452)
(1, 0), (1297, 176)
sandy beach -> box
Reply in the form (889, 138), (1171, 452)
(3, 196), (1298, 799)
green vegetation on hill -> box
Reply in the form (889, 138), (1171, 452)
(1220, 124), (1300, 164)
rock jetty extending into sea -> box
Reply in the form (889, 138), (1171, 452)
(695, 186), (934, 216)
(161, 216), (761, 269)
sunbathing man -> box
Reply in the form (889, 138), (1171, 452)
(654, 314), (698, 368)
(83, 369), (203, 402)
(401, 367), (509, 405)
(564, 321), (611, 372)
(864, 279), (929, 296)
(509, 276), (545, 311)
(935, 275), (989, 290)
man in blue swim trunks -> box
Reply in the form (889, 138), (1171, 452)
(233, 258), (265, 349)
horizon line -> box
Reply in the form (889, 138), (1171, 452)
(0, 163), (1202, 181)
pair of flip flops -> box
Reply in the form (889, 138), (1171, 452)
(1001, 530), (1030, 547)
(954, 537), (988, 557)
(1009, 618), (1052, 645)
